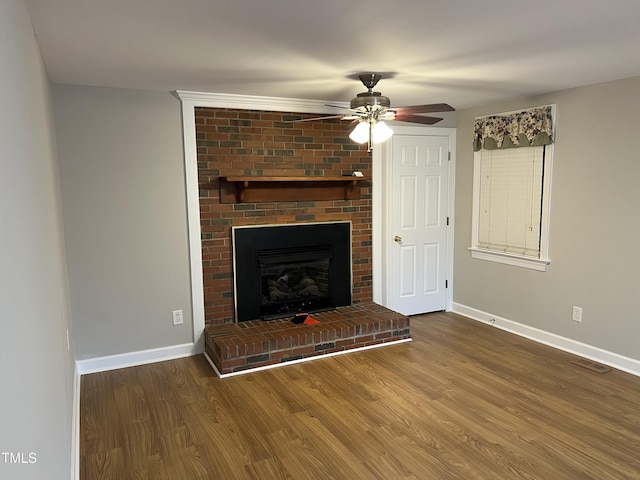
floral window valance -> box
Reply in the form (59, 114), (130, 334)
(473, 106), (554, 151)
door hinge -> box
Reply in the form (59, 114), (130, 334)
(448, 152), (451, 161)
(446, 216), (449, 226)
(445, 280), (448, 288)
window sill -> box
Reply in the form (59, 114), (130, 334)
(468, 247), (550, 272)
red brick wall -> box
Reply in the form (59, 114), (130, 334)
(195, 107), (373, 325)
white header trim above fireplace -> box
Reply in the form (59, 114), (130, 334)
(175, 90), (348, 115)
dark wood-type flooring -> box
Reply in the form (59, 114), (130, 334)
(80, 312), (640, 479)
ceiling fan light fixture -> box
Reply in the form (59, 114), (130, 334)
(349, 121), (370, 144)
(349, 120), (394, 147)
(372, 121), (394, 143)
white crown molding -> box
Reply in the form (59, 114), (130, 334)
(452, 302), (640, 377)
(175, 90), (348, 114)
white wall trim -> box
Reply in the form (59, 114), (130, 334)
(76, 343), (196, 375)
(175, 90), (350, 352)
(204, 338), (413, 378)
(445, 130), (456, 311)
(175, 90), (348, 114)
(452, 302), (640, 377)
(177, 95), (206, 353)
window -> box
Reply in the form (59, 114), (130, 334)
(469, 106), (554, 271)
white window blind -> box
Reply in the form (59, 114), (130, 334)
(477, 146), (544, 257)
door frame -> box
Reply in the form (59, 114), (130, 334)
(372, 126), (457, 312)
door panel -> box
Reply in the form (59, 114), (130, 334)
(399, 245), (416, 297)
(423, 243), (439, 293)
(400, 176), (417, 229)
(425, 175), (441, 227)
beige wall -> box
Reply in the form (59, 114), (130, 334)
(0, 1), (75, 478)
(53, 85), (193, 359)
(454, 76), (640, 362)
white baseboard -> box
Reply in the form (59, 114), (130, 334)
(76, 343), (196, 375)
(451, 302), (640, 377)
(205, 338), (413, 378)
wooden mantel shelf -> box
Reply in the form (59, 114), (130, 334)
(219, 176), (366, 203)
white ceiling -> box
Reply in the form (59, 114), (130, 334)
(25, 0), (640, 109)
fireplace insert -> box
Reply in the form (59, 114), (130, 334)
(232, 222), (351, 322)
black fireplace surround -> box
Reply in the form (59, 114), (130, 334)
(232, 222), (352, 322)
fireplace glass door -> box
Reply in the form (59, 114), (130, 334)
(232, 221), (351, 322)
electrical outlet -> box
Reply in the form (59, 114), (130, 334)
(172, 309), (183, 326)
(572, 306), (583, 323)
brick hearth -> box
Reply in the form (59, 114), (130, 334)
(205, 303), (410, 376)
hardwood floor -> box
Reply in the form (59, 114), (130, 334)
(80, 312), (640, 479)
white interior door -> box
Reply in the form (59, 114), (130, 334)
(385, 133), (451, 315)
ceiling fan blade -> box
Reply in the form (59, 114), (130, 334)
(393, 103), (455, 114)
(391, 114), (444, 125)
(282, 114), (346, 123)
(324, 103), (355, 111)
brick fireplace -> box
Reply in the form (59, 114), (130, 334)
(195, 107), (410, 375)
(196, 107), (373, 325)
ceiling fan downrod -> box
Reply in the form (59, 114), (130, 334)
(359, 73), (382, 92)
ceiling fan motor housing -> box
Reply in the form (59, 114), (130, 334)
(350, 91), (391, 110)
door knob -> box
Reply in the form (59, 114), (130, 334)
(394, 235), (402, 243)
